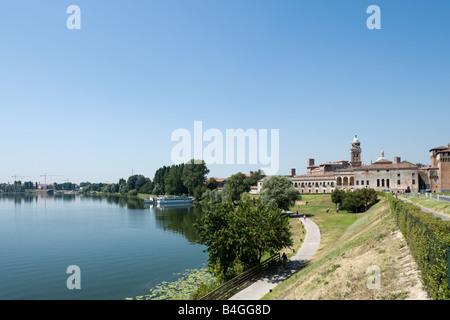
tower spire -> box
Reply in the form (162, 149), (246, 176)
(350, 134), (362, 167)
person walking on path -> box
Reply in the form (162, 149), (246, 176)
(281, 252), (288, 269)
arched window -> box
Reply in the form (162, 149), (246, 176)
(343, 177), (349, 186)
(337, 177), (342, 186)
(382, 179), (385, 187)
(377, 179), (380, 187)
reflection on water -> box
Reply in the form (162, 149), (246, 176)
(0, 193), (208, 300)
(153, 205), (204, 244)
(0, 193), (205, 245)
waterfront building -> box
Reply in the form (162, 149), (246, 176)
(257, 135), (448, 194)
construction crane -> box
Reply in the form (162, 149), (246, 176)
(11, 175), (29, 182)
(40, 173), (62, 185)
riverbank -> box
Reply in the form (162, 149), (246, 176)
(263, 196), (428, 300)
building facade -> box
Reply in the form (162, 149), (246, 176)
(258, 135), (430, 194)
(419, 145), (450, 193)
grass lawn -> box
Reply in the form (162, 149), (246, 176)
(290, 194), (360, 249)
(400, 195), (450, 218)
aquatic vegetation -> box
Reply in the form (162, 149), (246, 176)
(127, 268), (217, 300)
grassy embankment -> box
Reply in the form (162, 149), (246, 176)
(263, 194), (429, 300)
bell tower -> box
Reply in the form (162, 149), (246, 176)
(350, 134), (362, 167)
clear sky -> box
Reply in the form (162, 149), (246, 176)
(0, 1), (449, 184)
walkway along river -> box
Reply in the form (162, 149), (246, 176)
(229, 214), (321, 300)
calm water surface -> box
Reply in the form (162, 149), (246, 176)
(0, 194), (208, 300)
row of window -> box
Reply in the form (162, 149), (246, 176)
(375, 179), (415, 187)
(295, 178), (416, 189)
(300, 189), (335, 194)
(293, 182), (335, 188)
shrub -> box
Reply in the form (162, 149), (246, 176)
(385, 193), (450, 300)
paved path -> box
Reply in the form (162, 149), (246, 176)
(229, 215), (321, 300)
(399, 196), (450, 221)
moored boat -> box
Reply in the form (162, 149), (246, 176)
(156, 196), (194, 206)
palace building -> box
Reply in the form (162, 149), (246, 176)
(418, 145), (450, 193)
(257, 135), (448, 194)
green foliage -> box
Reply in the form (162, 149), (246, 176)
(165, 165), (187, 195)
(182, 160), (210, 196)
(341, 191), (365, 213)
(223, 172), (250, 204)
(246, 169), (265, 186)
(128, 189), (138, 196)
(206, 177), (218, 190)
(259, 175), (300, 211)
(193, 185), (207, 202)
(194, 198), (293, 281)
(386, 193), (450, 300)
(331, 188), (345, 208)
(340, 188), (378, 213)
(127, 268), (217, 300)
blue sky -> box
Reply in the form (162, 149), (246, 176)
(0, 1), (449, 184)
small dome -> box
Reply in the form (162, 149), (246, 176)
(352, 134), (360, 144)
(376, 149), (388, 162)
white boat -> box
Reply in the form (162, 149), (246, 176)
(156, 196), (194, 206)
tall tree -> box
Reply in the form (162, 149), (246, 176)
(223, 172), (250, 204)
(259, 176), (300, 211)
(331, 188), (345, 210)
(181, 160), (209, 196)
(165, 165), (186, 195)
(195, 198), (293, 281)
(127, 175), (139, 192)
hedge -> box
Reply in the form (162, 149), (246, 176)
(385, 193), (450, 300)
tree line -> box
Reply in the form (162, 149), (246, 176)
(81, 159), (211, 199)
(0, 181), (38, 193)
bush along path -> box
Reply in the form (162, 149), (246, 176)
(229, 213), (321, 300)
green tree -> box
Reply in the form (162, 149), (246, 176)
(259, 176), (300, 211)
(153, 166), (170, 194)
(119, 184), (128, 195)
(194, 185), (207, 202)
(246, 169), (265, 186)
(206, 177), (218, 190)
(165, 165), (186, 195)
(127, 175), (139, 192)
(181, 160), (210, 196)
(360, 188), (378, 211)
(341, 191), (365, 213)
(134, 175), (149, 193)
(331, 188), (345, 210)
(223, 172), (250, 204)
(152, 183), (163, 195)
(128, 189), (138, 196)
(139, 182), (154, 194)
(195, 198), (293, 281)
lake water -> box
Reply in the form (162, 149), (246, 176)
(0, 194), (208, 300)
